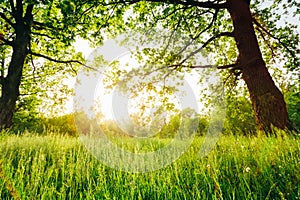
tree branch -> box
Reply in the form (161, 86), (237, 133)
(0, 36), (13, 46)
(193, 9), (219, 40)
(217, 57), (262, 70)
(189, 65), (214, 69)
(145, 0), (227, 9)
(154, 5), (191, 21)
(31, 32), (55, 40)
(178, 31), (234, 65)
(255, 25), (277, 58)
(141, 58), (238, 82)
(103, 0), (227, 9)
(169, 63), (238, 70)
(142, 31), (235, 75)
(0, 12), (15, 28)
(169, 64), (215, 69)
(9, 0), (16, 16)
(29, 51), (98, 71)
(216, 64), (237, 69)
(176, 9), (219, 56)
(32, 20), (64, 32)
(0, 76), (4, 85)
(163, 14), (183, 53)
(102, 0), (140, 6)
(252, 16), (298, 66)
(16, 0), (23, 21)
(19, 91), (40, 97)
(24, 4), (34, 23)
(74, 4), (96, 22)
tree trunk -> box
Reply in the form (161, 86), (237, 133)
(227, 0), (288, 134)
(0, 46), (27, 129)
(0, 6), (32, 129)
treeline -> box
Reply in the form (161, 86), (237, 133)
(10, 91), (299, 137)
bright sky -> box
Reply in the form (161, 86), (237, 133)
(71, 38), (219, 123)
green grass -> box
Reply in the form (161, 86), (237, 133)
(0, 131), (299, 199)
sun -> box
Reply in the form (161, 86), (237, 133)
(70, 36), (221, 127)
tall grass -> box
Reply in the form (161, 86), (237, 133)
(0, 131), (299, 199)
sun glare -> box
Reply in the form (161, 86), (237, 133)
(71, 37), (221, 126)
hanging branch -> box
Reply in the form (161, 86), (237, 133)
(252, 16), (299, 66)
(173, 31), (234, 68)
(29, 51), (98, 71)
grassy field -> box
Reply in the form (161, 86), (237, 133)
(0, 131), (299, 200)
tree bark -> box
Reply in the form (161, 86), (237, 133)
(227, 0), (288, 134)
(0, 5), (32, 129)
(0, 46), (28, 129)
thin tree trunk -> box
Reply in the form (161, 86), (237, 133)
(227, 0), (288, 134)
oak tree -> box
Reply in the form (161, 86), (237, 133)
(103, 0), (299, 134)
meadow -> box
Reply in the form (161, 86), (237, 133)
(0, 130), (299, 200)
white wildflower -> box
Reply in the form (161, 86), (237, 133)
(245, 167), (251, 173)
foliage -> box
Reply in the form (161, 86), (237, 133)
(83, 0), (299, 133)
(0, 0), (121, 128)
(223, 94), (257, 136)
(11, 95), (42, 132)
(286, 83), (300, 131)
(251, 0), (300, 72)
(101, 0), (300, 76)
(157, 109), (209, 138)
(11, 113), (77, 136)
(0, 132), (299, 199)
(2, 0), (118, 133)
(99, 119), (128, 138)
(157, 114), (180, 138)
(43, 114), (77, 136)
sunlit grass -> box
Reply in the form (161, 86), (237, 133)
(0, 131), (299, 199)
